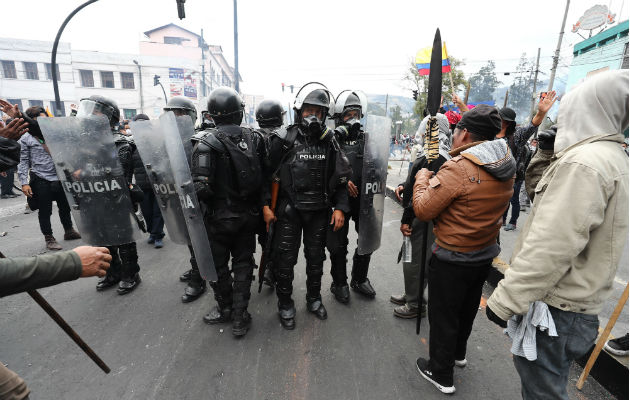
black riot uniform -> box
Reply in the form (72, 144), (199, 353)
(326, 91), (377, 303)
(265, 83), (350, 330)
(77, 95), (142, 295)
(163, 96), (208, 303)
(191, 87), (264, 337)
(254, 99), (286, 288)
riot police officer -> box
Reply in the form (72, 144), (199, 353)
(191, 87), (265, 337)
(197, 97), (216, 131)
(79, 95), (143, 295)
(163, 96), (208, 303)
(327, 91), (377, 303)
(264, 82), (350, 330)
(254, 99), (286, 288)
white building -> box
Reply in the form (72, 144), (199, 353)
(0, 23), (240, 120)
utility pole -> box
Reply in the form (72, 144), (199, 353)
(200, 29), (206, 97)
(529, 48), (541, 117)
(503, 89), (509, 108)
(384, 94), (389, 117)
(233, 0), (240, 93)
(548, 0), (570, 91)
(133, 60), (144, 114)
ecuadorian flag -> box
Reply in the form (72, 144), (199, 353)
(416, 42), (451, 76)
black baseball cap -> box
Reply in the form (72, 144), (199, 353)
(456, 104), (502, 140)
(498, 107), (516, 122)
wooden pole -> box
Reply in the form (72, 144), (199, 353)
(576, 283), (629, 390)
(464, 82), (471, 105)
(503, 89), (509, 108)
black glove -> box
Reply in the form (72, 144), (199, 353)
(129, 184), (145, 204)
(537, 125), (557, 151)
(486, 305), (508, 328)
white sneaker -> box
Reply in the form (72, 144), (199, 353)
(454, 359), (467, 368)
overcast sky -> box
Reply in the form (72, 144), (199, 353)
(1, 0), (627, 100)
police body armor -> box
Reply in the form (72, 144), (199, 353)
(278, 125), (330, 211)
(338, 131), (365, 190)
(196, 126), (262, 212)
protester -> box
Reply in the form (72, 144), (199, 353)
(519, 138), (537, 212)
(412, 105), (515, 394)
(497, 91), (557, 231)
(486, 70), (629, 400)
(17, 106), (81, 251)
(392, 113), (450, 319)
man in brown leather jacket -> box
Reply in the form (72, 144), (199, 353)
(411, 105), (516, 394)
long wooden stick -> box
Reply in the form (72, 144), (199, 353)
(27, 290), (111, 373)
(576, 283), (629, 390)
(0, 250), (110, 373)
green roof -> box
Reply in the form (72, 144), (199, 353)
(574, 20), (629, 54)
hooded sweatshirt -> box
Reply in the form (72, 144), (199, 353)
(488, 70), (629, 320)
(412, 139), (516, 262)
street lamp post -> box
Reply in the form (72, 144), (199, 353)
(51, 0), (99, 116)
(233, 0), (239, 93)
(133, 60), (144, 114)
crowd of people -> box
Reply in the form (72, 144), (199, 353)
(0, 70), (628, 399)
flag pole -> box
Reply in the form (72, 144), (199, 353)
(444, 42), (456, 98)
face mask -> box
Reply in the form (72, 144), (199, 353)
(344, 118), (361, 136)
(302, 114), (322, 136)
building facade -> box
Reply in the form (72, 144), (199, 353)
(0, 23), (239, 120)
(565, 20), (629, 92)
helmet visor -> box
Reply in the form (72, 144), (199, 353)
(76, 99), (114, 121)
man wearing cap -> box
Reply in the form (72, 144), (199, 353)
(411, 105), (516, 394)
(497, 92), (557, 231)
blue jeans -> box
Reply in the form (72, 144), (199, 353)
(503, 180), (523, 225)
(513, 306), (599, 400)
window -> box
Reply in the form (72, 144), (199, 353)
(45, 63), (61, 81)
(1, 61), (16, 79)
(164, 36), (185, 45)
(51, 101), (65, 117)
(6, 98), (21, 111)
(622, 43), (629, 70)
(24, 62), (39, 80)
(121, 72), (135, 89)
(100, 71), (115, 88)
(80, 70), (94, 87)
(29, 100), (44, 108)
(123, 109), (137, 119)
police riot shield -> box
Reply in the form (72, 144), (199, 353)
(357, 115), (391, 255)
(129, 119), (189, 245)
(39, 116), (140, 246)
(160, 112), (217, 282)
(175, 115), (195, 163)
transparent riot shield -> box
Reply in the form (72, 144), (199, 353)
(130, 119), (189, 245)
(160, 112), (217, 282)
(39, 116), (140, 246)
(357, 115), (391, 255)
(175, 115), (195, 163)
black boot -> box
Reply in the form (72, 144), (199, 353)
(179, 269), (192, 282)
(278, 302), (296, 330)
(350, 278), (376, 298)
(181, 280), (206, 303)
(117, 273), (141, 295)
(330, 282), (350, 304)
(232, 310), (252, 337)
(203, 305), (232, 324)
(306, 296), (327, 320)
(96, 274), (120, 291)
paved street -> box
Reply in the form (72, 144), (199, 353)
(0, 185), (618, 399)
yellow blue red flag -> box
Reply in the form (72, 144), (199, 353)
(416, 42), (451, 75)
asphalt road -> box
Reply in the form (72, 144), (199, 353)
(0, 189), (615, 400)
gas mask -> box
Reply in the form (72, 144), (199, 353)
(301, 114), (323, 137)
